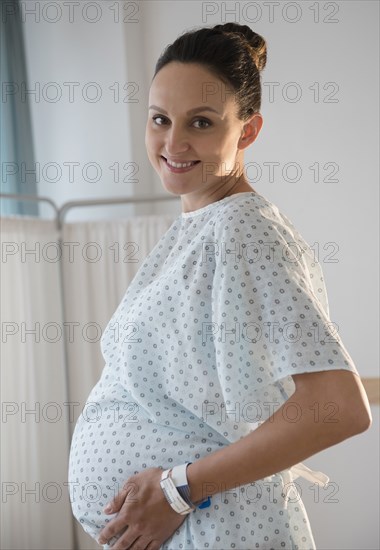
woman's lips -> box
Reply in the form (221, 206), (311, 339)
(161, 156), (201, 173)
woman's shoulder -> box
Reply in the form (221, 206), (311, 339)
(212, 191), (330, 316)
(212, 191), (299, 243)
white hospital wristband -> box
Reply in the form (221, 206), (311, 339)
(170, 462), (195, 506)
(160, 468), (196, 515)
(171, 462), (211, 509)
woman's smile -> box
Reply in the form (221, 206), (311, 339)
(161, 155), (201, 173)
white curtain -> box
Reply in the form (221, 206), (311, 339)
(1, 214), (177, 550)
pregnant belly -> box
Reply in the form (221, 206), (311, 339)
(68, 394), (226, 543)
(68, 381), (316, 550)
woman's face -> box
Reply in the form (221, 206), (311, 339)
(145, 62), (260, 205)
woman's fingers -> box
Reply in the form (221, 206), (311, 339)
(104, 529), (139, 549)
(104, 480), (138, 514)
(112, 534), (157, 550)
(144, 542), (161, 550)
(98, 515), (130, 545)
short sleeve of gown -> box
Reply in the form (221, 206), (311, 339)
(210, 201), (360, 412)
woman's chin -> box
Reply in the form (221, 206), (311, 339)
(160, 178), (191, 196)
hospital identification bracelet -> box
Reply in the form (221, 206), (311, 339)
(160, 462), (211, 515)
(160, 467), (196, 515)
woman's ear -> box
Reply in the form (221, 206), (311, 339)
(238, 113), (263, 150)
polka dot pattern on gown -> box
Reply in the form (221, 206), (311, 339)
(68, 191), (358, 549)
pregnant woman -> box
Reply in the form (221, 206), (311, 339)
(68, 23), (372, 550)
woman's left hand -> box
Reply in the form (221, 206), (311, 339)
(97, 467), (188, 549)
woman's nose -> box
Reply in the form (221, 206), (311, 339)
(165, 125), (190, 155)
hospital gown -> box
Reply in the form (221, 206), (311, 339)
(68, 191), (359, 549)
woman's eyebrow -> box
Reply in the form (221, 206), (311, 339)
(148, 105), (221, 115)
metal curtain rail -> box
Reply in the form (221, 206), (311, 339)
(0, 192), (181, 230)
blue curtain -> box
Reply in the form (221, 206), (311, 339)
(1, 0), (38, 216)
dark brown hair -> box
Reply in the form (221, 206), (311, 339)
(153, 23), (267, 120)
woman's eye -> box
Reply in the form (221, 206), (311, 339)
(193, 119), (211, 129)
(152, 115), (167, 125)
(151, 116), (211, 129)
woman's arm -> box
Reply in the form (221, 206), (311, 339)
(186, 369), (372, 503)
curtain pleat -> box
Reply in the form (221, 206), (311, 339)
(1, 216), (73, 548)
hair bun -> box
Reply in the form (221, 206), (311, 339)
(213, 22), (267, 72)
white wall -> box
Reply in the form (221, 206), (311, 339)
(22, 1), (379, 548)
